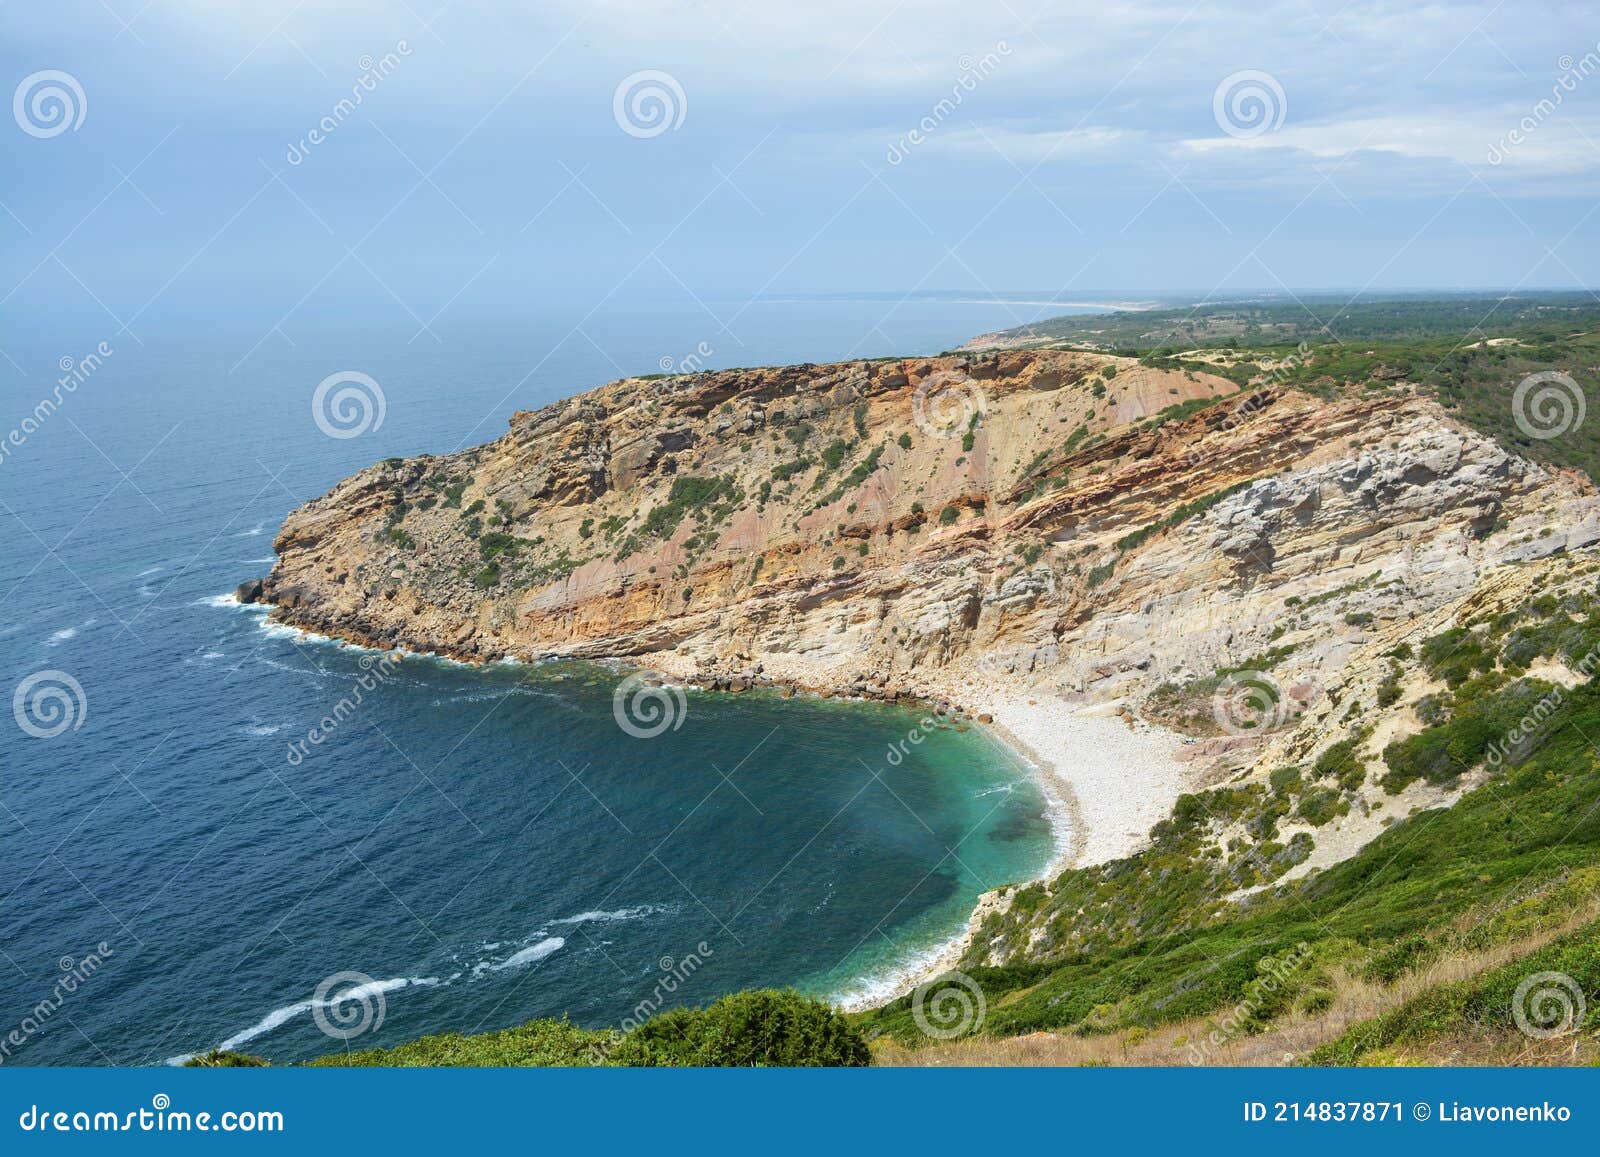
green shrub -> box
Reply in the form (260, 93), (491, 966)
(1381, 678), (1557, 792)
(312, 1017), (611, 1067)
(184, 1050), (268, 1068)
(610, 990), (870, 1067)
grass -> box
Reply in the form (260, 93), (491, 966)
(300, 990), (869, 1068)
(856, 658), (1600, 1053)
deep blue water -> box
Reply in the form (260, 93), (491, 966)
(0, 300), (1080, 1065)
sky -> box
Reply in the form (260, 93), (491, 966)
(2, 0), (1598, 340)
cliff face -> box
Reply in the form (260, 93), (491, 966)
(251, 349), (1596, 707)
(247, 346), (1600, 929)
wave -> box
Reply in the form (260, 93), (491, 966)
(244, 724), (281, 736)
(550, 904), (673, 926)
(471, 937), (565, 977)
(136, 566), (164, 578)
(827, 927), (968, 1013)
(236, 523), (265, 538)
(168, 975), (439, 1064)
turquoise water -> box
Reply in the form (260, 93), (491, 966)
(0, 301), (1072, 1065)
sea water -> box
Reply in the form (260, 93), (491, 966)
(0, 299), (1083, 1064)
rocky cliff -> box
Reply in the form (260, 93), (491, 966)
(248, 349), (1594, 695)
(243, 348), (1600, 895)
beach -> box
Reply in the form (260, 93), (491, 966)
(835, 692), (1197, 1009)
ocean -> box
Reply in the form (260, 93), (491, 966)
(0, 298), (1089, 1065)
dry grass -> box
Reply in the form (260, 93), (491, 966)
(873, 904), (1600, 1068)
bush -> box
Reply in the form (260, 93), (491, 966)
(1381, 678), (1557, 792)
(312, 1017), (611, 1067)
(183, 1050), (268, 1068)
(608, 990), (870, 1067)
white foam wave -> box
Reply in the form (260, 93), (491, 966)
(828, 928), (969, 1013)
(169, 975), (438, 1063)
(472, 937), (565, 976)
(244, 724), (281, 736)
(550, 904), (671, 926)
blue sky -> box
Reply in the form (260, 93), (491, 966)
(2, 0), (1598, 338)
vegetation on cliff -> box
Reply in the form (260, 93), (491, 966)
(243, 296), (1600, 1066)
